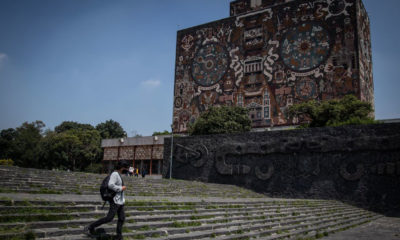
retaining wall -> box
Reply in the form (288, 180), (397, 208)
(163, 123), (400, 215)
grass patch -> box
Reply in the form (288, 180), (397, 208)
(171, 221), (201, 228)
(0, 207), (91, 215)
(190, 215), (215, 220)
(37, 188), (63, 194)
(0, 225), (26, 234)
(0, 213), (75, 223)
(205, 205), (218, 209)
(132, 234), (146, 239)
(136, 207), (154, 212)
(151, 233), (161, 237)
(223, 204), (244, 209)
(137, 225), (151, 231)
(236, 229), (244, 234)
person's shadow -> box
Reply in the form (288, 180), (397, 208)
(91, 228), (117, 240)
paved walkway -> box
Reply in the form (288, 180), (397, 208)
(322, 217), (400, 240)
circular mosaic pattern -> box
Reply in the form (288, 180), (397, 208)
(281, 22), (331, 72)
(174, 97), (183, 108)
(192, 43), (228, 87)
(329, 0), (346, 15)
(295, 78), (317, 100)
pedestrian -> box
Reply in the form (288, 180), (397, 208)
(135, 168), (139, 178)
(129, 166), (134, 177)
(141, 167), (146, 178)
(85, 160), (129, 240)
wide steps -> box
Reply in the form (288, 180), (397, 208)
(0, 166), (384, 240)
(0, 198), (381, 240)
(0, 166), (261, 198)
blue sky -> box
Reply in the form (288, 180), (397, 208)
(0, 0), (399, 136)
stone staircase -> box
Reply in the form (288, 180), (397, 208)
(0, 166), (382, 240)
(0, 166), (262, 198)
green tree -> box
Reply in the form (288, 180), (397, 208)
(12, 121), (45, 168)
(96, 119), (126, 139)
(152, 130), (171, 136)
(71, 129), (102, 170)
(189, 106), (251, 135)
(40, 131), (81, 170)
(0, 128), (17, 159)
(40, 129), (102, 171)
(288, 95), (377, 128)
(55, 121), (94, 133)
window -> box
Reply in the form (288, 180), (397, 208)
(264, 90), (270, 106)
(263, 90), (270, 119)
(264, 107), (270, 119)
(238, 94), (243, 107)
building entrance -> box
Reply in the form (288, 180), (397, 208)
(134, 159), (162, 175)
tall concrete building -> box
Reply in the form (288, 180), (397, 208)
(172, 0), (373, 133)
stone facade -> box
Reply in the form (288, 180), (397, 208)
(101, 136), (168, 175)
(173, 0), (373, 133)
(135, 146), (152, 160)
(163, 123), (400, 214)
(103, 147), (118, 161)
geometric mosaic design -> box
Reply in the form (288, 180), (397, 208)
(192, 43), (229, 87)
(281, 22), (331, 72)
(173, 0), (373, 133)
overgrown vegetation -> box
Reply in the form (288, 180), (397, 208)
(171, 221), (202, 228)
(288, 95), (378, 128)
(188, 106), (251, 135)
(0, 159), (13, 166)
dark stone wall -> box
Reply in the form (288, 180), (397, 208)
(163, 123), (400, 215)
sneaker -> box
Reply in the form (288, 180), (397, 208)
(84, 226), (95, 237)
(115, 234), (123, 240)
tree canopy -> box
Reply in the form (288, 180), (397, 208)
(0, 128), (17, 160)
(95, 119), (126, 139)
(55, 121), (94, 133)
(152, 130), (171, 136)
(12, 121), (45, 168)
(0, 119), (125, 172)
(288, 95), (377, 128)
(188, 106), (251, 135)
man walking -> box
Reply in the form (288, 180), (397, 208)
(85, 160), (129, 240)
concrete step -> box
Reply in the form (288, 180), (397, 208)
(0, 198), (377, 239)
(38, 209), (379, 239)
(0, 166), (384, 240)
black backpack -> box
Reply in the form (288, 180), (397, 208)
(100, 174), (116, 202)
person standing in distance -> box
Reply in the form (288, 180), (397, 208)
(85, 160), (129, 240)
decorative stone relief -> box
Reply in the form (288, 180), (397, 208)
(255, 163), (274, 180)
(340, 162), (364, 181)
(175, 144), (209, 168)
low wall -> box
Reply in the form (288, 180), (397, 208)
(163, 123), (400, 215)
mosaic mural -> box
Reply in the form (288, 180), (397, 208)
(357, 0), (374, 111)
(103, 146), (164, 161)
(173, 0), (373, 133)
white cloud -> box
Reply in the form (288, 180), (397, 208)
(141, 78), (161, 88)
(0, 53), (8, 68)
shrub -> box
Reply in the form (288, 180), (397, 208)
(0, 159), (13, 166)
(84, 163), (103, 174)
(288, 95), (378, 128)
(188, 106), (251, 135)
